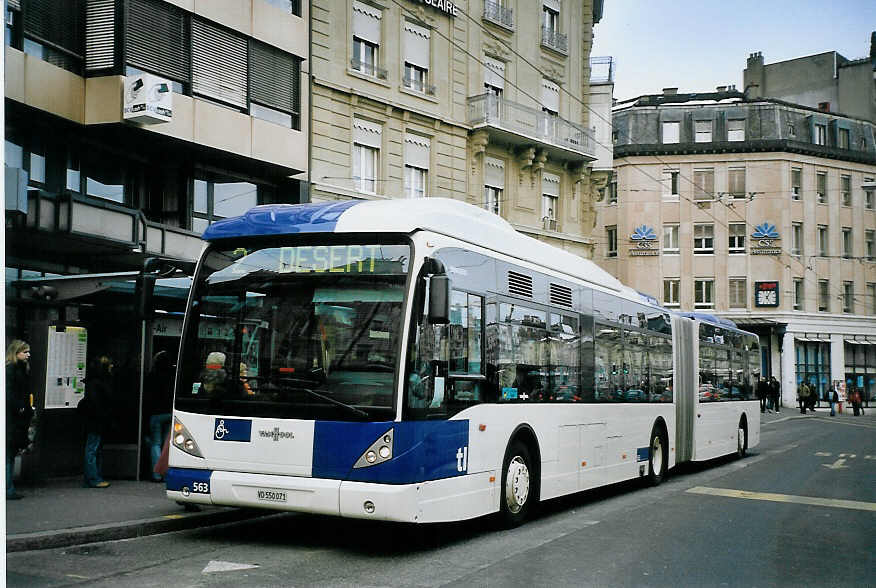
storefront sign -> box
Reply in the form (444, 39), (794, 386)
(754, 281), (779, 307)
(629, 225), (659, 256)
(750, 222), (781, 255)
(417, 0), (458, 17)
(123, 73), (173, 124)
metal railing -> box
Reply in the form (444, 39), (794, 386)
(483, 1), (513, 29)
(402, 75), (436, 96)
(589, 56), (614, 83)
(467, 93), (594, 157)
(350, 58), (388, 80)
(541, 26), (567, 54)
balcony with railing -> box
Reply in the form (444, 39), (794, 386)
(541, 26), (568, 54)
(467, 93), (595, 161)
(350, 58), (388, 80)
(483, 1), (513, 30)
(589, 56), (614, 84)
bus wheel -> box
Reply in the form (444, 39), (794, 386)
(500, 441), (533, 527)
(737, 419), (748, 458)
(647, 425), (667, 486)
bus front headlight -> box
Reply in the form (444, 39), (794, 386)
(353, 428), (394, 468)
(172, 417), (204, 458)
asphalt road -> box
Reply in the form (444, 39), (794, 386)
(7, 414), (875, 587)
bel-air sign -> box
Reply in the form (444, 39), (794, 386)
(750, 222), (781, 255)
(418, 0), (458, 17)
(629, 225), (659, 256)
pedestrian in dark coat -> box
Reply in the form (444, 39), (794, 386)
(769, 376), (781, 413)
(6, 340), (33, 500)
(81, 356), (114, 488)
(756, 378), (769, 413)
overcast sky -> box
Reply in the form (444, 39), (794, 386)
(591, 1), (876, 102)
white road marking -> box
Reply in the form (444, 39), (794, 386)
(822, 458), (849, 470)
(686, 486), (876, 512)
(815, 451), (831, 456)
(202, 560), (260, 573)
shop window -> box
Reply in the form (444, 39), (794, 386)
(191, 175), (258, 233)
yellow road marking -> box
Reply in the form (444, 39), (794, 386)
(163, 514), (185, 519)
(686, 486), (876, 512)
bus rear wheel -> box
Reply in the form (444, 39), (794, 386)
(647, 425), (667, 486)
(500, 441), (534, 527)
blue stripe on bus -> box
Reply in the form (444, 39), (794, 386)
(636, 446), (649, 463)
(312, 420), (469, 484)
(166, 467), (212, 492)
(202, 201), (362, 240)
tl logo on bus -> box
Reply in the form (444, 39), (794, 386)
(456, 446), (468, 472)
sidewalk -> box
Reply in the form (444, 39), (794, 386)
(5, 477), (267, 552)
(760, 404), (875, 424)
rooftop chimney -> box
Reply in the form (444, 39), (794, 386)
(662, 87), (678, 95)
(716, 86), (727, 92)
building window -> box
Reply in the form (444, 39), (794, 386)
(694, 224), (714, 254)
(264, 0), (302, 16)
(818, 225), (829, 256)
(607, 179), (617, 204)
(838, 128), (850, 149)
(727, 119), (745, 141)
(663, 279), (680, 308)
(16, 0), (83, 74)
(540, 78), (560, 136)
(841, 175), (852, 206)
(542, 173), (560, 230)
(816, 172), (827, 203)
(865, 179), (874, 210)
(405, 165), (427, 198)
(842, 228), (853, 258)
(663, 224), (679, 254)
(606, 226), (617, 257)
(662, 169), (680, 199)
(788, 122), (796, 137)
(352, 37), (380, 77)
(728, 167), (746, 199)
(791, 167), (802, 200)
(353, 144), (378, 193)
(403, 20), (431, 94)
(694, 279), (714, 309)
(695, 120), (712, 143)
(192, 17), (248, 110)
(192, 174), (257, 233)
(662, 121), (680, 144)
(484, 186), (501, 215)
(352, 1), (382, 77)
(693, 168), (714, 201)
(793, 278), (804, 311)
(483, 56), (505, 118)
(483, 0), (514, 29)
(818, 280), (830, 312)
(843, 281), (854, 313)
(484, 157), (504, 215)
(728, 223), (746, 253)
(866, 230), (875, 261)
(814, 123), (826, 146)
(869, 283), (876, 315)
(404, 133), (430, 198)
(249, 41), (302, 130)
(791, 223), (803, 256)
(729, 278), (747, 309)
(541, 2), (566, 53)
(796, 341), (831, 401)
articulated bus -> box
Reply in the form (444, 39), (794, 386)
(166, 198), (760, 526)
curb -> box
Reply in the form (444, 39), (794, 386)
(6, 507), (270, 553)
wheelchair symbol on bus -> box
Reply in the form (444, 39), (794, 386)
(215, 419), (230, 440)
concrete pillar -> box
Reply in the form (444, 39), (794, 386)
(830, 334), (846, 402)
(782, 331), (796, 408)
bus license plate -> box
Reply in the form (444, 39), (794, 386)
(257, 489), (287, 503)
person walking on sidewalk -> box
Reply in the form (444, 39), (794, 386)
(769, 376), (781, 413)
(757, 377), (769, 413)
(6, 340), (33, 500)
(81, 356), (114, 488)
(145, 351), (174, 482)
(830, 385), (839, 417)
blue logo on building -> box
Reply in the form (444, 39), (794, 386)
(752, 223), (779, 239)
(630, 225), (657, 241)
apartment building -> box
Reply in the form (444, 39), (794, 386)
(598, 88), (876, 409)
(4, 0), (308, 478)
(309, 0), (603, 258)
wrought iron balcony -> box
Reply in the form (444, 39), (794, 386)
(467, 93), (595, 161)
(541, 26), (568, 54)
(483, 1), (513, 30)
(402, 75), (436, 96)
(350, 58), (388, 80)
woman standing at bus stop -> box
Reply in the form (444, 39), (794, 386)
(81, 356), (114, 488)
(6, 340), (33, 500)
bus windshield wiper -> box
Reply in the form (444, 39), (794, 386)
(278, 379), (370, 418)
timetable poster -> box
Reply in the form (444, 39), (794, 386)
(44, 326), (88, 409)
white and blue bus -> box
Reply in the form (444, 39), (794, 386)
(166, 198), (760, 526)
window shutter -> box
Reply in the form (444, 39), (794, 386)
(23, 0), (83, 57)
(542, 172), (560, 197)
(541, 79), (560, 112)
(543, 0), (560, 11)
(125, 0), (189, 82)
(353, 118), (382, 149)
(728, 168), (745, 195)
(8, 0), (21, 11)
(403, 20), (429, 69)
(485, 157), (505, 189)
(404, 134), (430, 169)
(192, 17), (248, 109)
(250, 40), (300, 116)
(483, 56), (505, 90)
(352, 0), (381, 45)
(86, 0), (115, 71)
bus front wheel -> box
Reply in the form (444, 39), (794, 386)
(500, 440), (534, 527)
(647, 424), (667, 486)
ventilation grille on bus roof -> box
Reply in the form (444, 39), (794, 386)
(549, 283), (573, 308)
(508, 270), (533, 298)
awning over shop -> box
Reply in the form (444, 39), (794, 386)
(794, 334), (831, 342)
(844, 337), (876, 345)
(14, 273), (191, 302)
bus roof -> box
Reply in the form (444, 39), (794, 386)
(202, 198), (625, 293)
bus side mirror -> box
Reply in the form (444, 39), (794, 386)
(135, 274), (157, 320)
(428, 274), (450, 325)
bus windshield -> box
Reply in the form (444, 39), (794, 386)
(175, 242), (411, 421)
